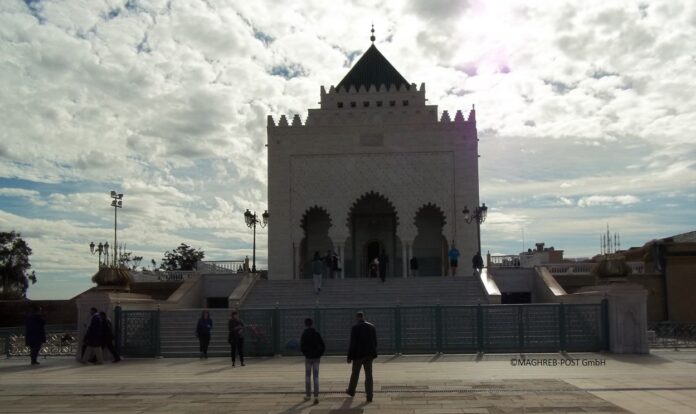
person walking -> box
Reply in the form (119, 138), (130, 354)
(379, 250), (388, 282)
(410, 256), (419, 277)
(472, 251), (484, 276)
(369, 257), (379, 279)
(25, 305), (46, 365)
(311, 251), (324, 294)
(228, 310), (245, 366)
(448, 243), (460, 276)
(82, 307), (104, 364)
(99, 311), (121, 362)
(345, 311), (378, 403)
(196, 310), (213, 359)
(300, 318), (325, 405)
(324, 250), (334, 279)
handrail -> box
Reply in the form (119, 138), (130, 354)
(487, 256), (645, 275)
(198, 260), (247, 273)
(131, 270), (197, 283)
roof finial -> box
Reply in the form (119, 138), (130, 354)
(370, 24), (375, 43)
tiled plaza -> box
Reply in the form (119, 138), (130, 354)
(2, 351), (696, 413)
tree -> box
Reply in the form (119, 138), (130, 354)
(119, 251), (143, 271)
(0, 231), (37, 299)
(160, 243), (205, 271)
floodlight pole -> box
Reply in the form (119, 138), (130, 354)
(110, 191), (123, 266)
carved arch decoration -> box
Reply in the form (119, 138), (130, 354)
(413, 202), (447, 228)
(346, 191), (400, 228)
(300, 205), (332, 231)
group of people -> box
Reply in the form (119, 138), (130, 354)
(195, 309), (378, 404)
(307, 244), (483, 285)
(195, 310), (245, 366)
(81, 307), (120, 364)
(301, 311), (378, 404)
(310, 250), (341, 294)
(23, 305), (120, 365)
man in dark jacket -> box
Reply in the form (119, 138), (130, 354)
(472, 251), (484, 275)
(228, 310), (245, 366)
(99, 311), (121, 362)
(300, 318), (325, 404)
(345, 311), (377, 402)
(82, 307), (103, 364)
(25, 305), (46, 365)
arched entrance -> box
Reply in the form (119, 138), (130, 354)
(412, 204), (448, 276)
(345, 192), (400, 278)
(300, 206), (333, 279)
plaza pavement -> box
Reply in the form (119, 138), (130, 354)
(2, 350), (696, 413)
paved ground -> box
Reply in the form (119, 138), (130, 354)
(2, 350), (696, 413)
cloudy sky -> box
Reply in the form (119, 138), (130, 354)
(1, 0), (694, 299)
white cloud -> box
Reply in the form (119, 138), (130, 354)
(577, 195), (640, 207)
(0, 188), (39, 198)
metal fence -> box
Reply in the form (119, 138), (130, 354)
(1, 324), (79, 358)
(115, 308), (159, 357)
(649, 322), (696, 348)
(117, 302), (608, 357)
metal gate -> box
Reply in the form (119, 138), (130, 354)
(115, 307), (159, 357)
(116, 302), (607, 357)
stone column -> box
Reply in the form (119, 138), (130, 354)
(407, 243), (413, 277)
(336, 242), (345, 279)
(401, 243), (409, 278)
(295, 241), (303, 280)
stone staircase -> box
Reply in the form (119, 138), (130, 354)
(158, 277), (487, 357)
(159, 309), (232, 358)
(241, 276), (487, 309)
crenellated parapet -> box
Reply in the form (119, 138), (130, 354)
(267, 84), (476, 129)
(320, 82), (426, 110)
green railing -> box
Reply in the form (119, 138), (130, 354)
(1, 324), (79, 358)
(115, 307), (160, 357)
(117, 302), (608, 357)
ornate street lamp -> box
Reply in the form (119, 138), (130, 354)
(244, 209), (269, 273)
(462, 203), (488, 254)
(110, 191), (123, 267)
(89, 241), (109, 267)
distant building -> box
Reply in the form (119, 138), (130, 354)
(267, 34), (480, 279)
(622, 230), (696, 322)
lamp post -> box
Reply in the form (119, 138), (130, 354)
(110, 191), (123, 266)
(244, 209), (269, 273)
(89, 241), (109, 267)
(462, 203), (488, 254)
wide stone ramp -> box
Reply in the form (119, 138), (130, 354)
(241, 276), (487, 309)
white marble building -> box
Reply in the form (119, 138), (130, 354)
(267, 38), (481, 280)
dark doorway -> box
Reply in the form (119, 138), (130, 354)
(206, 297), (229, 308)
(501, 292), (531, 304)
(348, 192), (399, 278)
(366, 241), (381, 275)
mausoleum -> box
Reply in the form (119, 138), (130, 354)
(267, 34), (480, 279)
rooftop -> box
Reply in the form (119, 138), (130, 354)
(336, 44), (409, 92)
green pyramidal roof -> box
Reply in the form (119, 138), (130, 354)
(336, 44), (409, 91)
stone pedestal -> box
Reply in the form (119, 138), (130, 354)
(576, 283), (649, 354)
